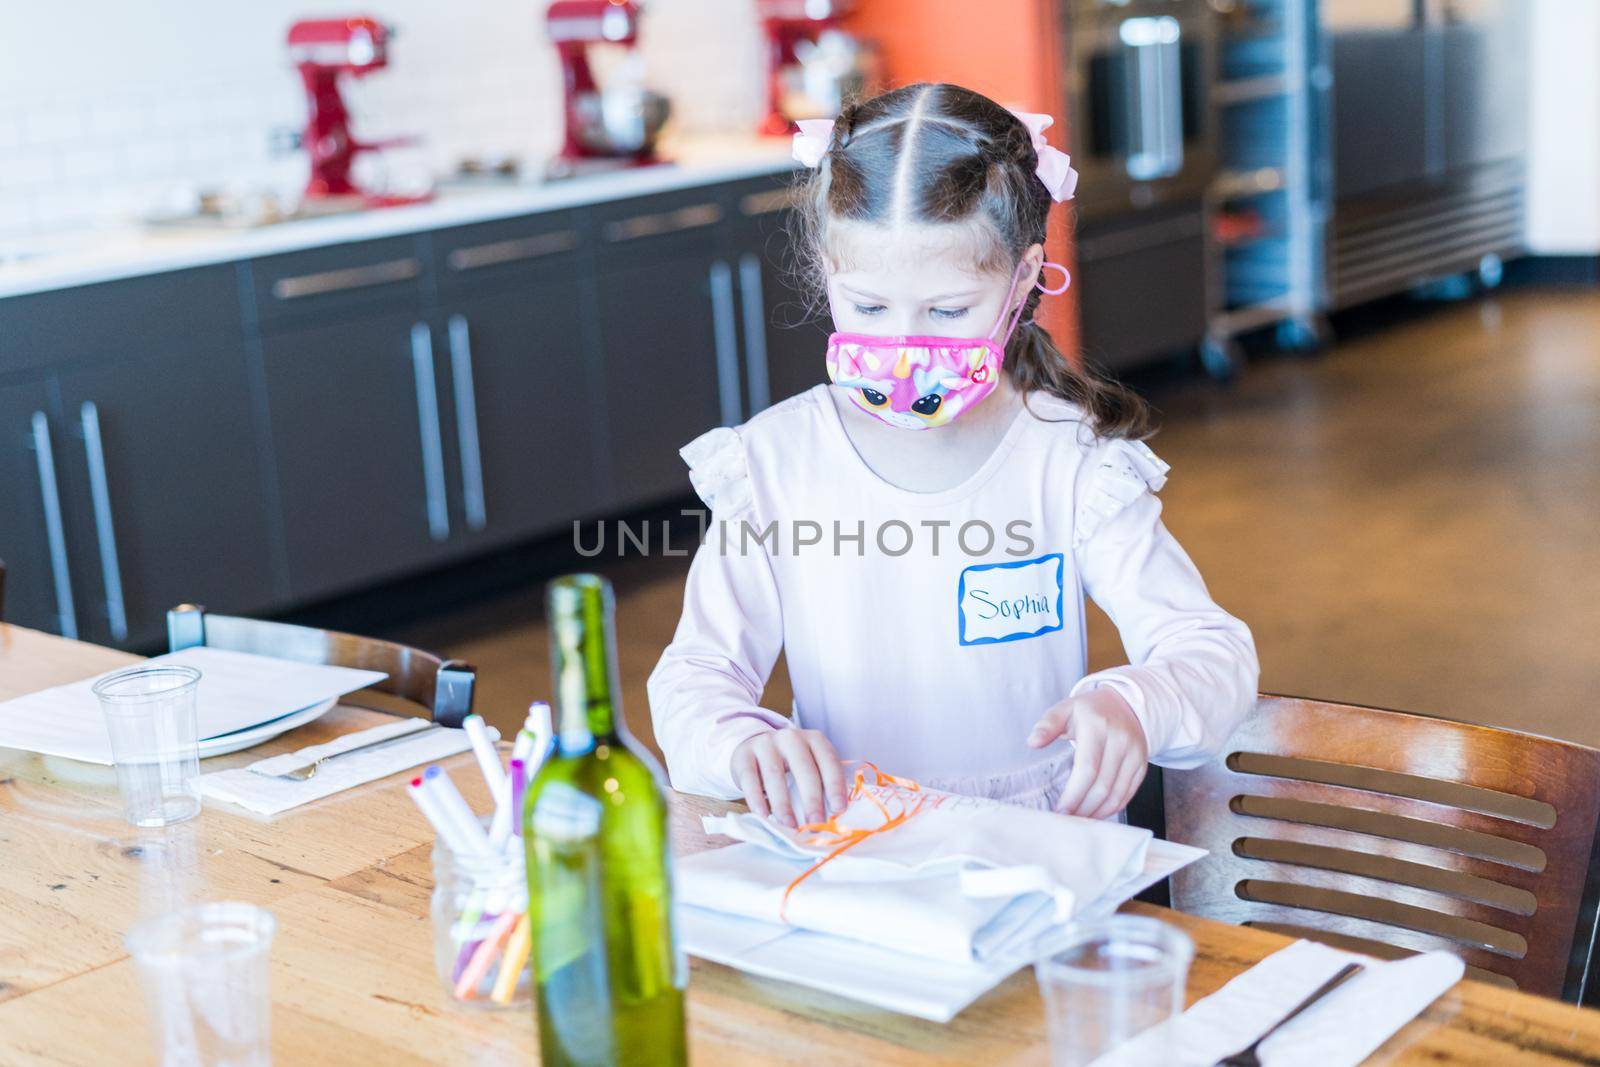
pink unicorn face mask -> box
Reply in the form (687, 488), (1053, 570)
(825, 260), (1070, 430)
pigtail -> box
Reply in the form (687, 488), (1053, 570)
(1009, 322), (1154, 440)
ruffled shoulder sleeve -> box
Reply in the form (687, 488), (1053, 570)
(680, 427), (755, 516)
(1073, 438), (1171, 549)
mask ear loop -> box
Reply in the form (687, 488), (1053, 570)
(989, 260), (1034, 348)
(1037, 261), (1071, 295)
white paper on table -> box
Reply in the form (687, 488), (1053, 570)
(0, 647), (387, 765)
(679, 837), (1206, 1022)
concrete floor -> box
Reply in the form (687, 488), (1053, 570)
(393, 286), (1600, 754)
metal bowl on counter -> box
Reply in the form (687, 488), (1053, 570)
(570, 88), (671, 156)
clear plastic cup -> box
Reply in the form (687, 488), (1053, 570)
(125, 902), (276, 1067)
(1034, 915), (1194, 1067)
(93, 664), (202, 827)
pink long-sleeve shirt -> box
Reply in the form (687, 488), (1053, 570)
(647, 386), (1259, 808)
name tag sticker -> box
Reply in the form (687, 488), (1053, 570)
(957, 553), (1065, 646)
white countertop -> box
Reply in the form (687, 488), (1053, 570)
(0, 136), (798, 300)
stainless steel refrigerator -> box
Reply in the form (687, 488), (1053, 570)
(1063, 0), (1221, 374)
(1324, 0), (1529, 308)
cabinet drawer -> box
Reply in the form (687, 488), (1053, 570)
(591, 186), (731, 269)
(722, 173), (804, 232)
(1, 266), (241, 376)
(245, 235), (430, 330)
(431, 210), (585, 299)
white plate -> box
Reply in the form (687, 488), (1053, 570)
(198, 698), (337, 759)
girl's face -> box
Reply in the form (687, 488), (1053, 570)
(826, 222), (1044, 339)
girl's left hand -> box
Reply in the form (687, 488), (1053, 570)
(1026, 688), (1150, 819)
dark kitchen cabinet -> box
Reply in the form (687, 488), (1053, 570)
(0, 168), (810, 632)
(726, 178), (829, 413)
(428, 211), (607, 546)
(53, 349), (278, 648)
(429, 281), (605, 547)
(592, 191), (739, 510)
(257, 309), (457, 600)
(1, 267), (275, 649)
(0, 379), (76, 636)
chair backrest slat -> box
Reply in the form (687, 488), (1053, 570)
(166, 605), (475, 727)
(1167, 695), (1600, 1002)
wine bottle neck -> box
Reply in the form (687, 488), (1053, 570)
(549, 574), (624, 756)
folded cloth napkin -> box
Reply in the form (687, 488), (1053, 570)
(1094, 940), (1466, 1067)
(677, 841), (1056, 964)
(687, 776), (1154, 964)
(702, 782), (1152, 920)
(195, 719), (472, 815)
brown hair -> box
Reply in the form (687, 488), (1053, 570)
(792, 82), (1152, 440)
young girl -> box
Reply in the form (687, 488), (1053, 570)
(648, 83), (1257, 826)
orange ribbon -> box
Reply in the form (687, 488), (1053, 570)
(778, 762), (929, 922)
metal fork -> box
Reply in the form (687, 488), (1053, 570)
(1214, 962), (1365, 1067)
(257, 724), (443, 782)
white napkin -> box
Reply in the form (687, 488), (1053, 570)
(1093, 940), (1466, 1067)
(702, 785), (1152, 920)
(194, 719), (473, 815)
(677, 841), (1054, 964)
(679, 838), (1207, 1023)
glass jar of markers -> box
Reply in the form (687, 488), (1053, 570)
(430, 835), (531, 1008)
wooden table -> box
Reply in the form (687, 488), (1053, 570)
(4, 624), (1600, 1065)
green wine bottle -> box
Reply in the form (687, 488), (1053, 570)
(524, 573), (688, 1067)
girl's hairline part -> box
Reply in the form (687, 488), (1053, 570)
(888, 85), (936, 230)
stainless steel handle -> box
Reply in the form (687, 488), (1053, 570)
(1123, 16), (1186, 181)
(446, 231), (577, 272)
(446, 314), (487, 532)
(709, 260), (742, 427)
(602, 203), (724, 243)
(409, 323), (450, 542)
(29, 412), (77, 640)
(270, 257), (421, 300)
(739, 188), (797, 217)
(737, 253), (772, 414)
(79, 401), (127, 642)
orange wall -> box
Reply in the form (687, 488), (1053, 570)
(844, 0), (1080, 355)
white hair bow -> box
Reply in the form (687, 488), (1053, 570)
(790, 119), (835, 169)
(1006, 109), (1079, 202)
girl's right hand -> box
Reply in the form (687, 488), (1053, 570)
(732, 728), (848, 828)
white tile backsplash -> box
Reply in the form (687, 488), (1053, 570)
(0, 0), (764, 243)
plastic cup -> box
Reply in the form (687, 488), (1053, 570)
(1034, 915), (1194, 1066)
(126, 902), (276, 1067)
(94, 664), (202, 827)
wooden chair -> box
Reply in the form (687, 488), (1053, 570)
(166, 604), (476, 727)
(1165, 695), (1600, 1004)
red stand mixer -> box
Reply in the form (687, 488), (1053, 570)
(287, 16), (428, 206)
(546, 0), (671, 174)
(757, 0), (871, 136)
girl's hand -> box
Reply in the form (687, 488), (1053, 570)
(732, 728), (848, 828)
(1026, 688), (1150, 819)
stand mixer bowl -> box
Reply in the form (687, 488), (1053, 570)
(571, 87), (671, 156)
